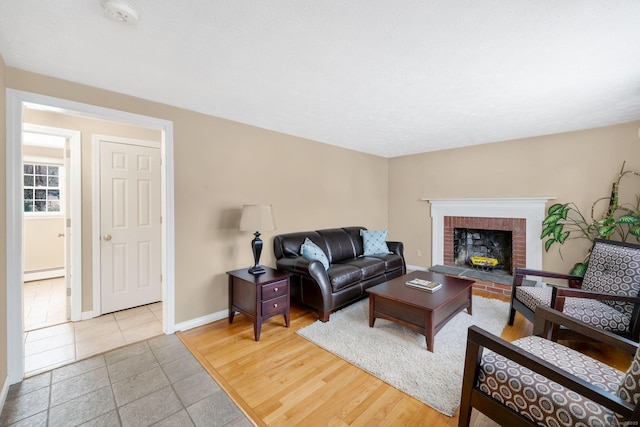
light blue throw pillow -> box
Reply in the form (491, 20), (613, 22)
(360, 229), (391, 256)
(301, 238), (330, 270)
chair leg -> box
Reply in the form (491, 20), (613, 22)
(508, 307), (516, 325)
(459, 336), (481, 427)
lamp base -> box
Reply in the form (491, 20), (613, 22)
(248, 231), (266, 275)
(248, 265), (266, 275)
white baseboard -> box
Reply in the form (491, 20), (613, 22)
(81, 311), (98, 321)
(82, 308), (227, 331)
(23, 268), (65, 282)
(406, 264), (428, 272)
(0, 375), (10, 412)
(175, 309), (228, 332)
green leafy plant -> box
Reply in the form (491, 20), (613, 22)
(541, 162), (640, 276)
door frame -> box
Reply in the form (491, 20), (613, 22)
(6, 89), (176, 384)
(22, 123), (82, 322)
(92, 135), (162, 315)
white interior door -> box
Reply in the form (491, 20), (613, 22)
(100, 138), (161, 314)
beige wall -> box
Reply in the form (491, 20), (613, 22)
(23, 145), (65, 274)
(7, 68), (389, 324)
(0, 54), (8, 389)
(23, 109), (162, 310)
(24, 218), (65, 272)
(389, 122), (640, 275)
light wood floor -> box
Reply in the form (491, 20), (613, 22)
(178, 290), (633, 426)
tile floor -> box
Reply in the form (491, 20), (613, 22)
(23, 278), (67, 331)
(23, 278), (164, 377)
(1, 334), (253, 426)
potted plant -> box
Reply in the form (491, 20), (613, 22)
(541, 162), (640, 276)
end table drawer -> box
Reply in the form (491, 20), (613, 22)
(261, 280), (288, 299)
(262, 295), (288, 316)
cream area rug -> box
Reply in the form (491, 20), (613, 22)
(296, 295), (510, 416)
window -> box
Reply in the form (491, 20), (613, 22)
(24, 163), (62, 213)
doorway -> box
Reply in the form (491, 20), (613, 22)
(6, 89), (176, 385)
(21, 125), (82, 332)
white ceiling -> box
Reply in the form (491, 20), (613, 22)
(1, 1), (640, 158)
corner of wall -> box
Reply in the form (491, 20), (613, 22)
(0, 53), (9, 392)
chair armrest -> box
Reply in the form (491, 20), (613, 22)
(554, 287), (640, 305)
(533, 306), (639, 354)
(466, 325), (635, 416)
(513, 268), (583, 288)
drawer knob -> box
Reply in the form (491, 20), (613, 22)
(274, 303), (278, 308)
(274, 287), (279, 292)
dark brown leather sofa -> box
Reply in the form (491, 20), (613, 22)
(273, 226), (406, 322)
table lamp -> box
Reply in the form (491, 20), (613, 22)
(239, 204), (276, 274)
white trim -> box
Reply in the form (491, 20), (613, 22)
(426, 198), (554, 272)
(24, 268), (65, 282)
(0, 376), (9, 415)
(175, 309), (228, 332)
(6, 90), (25, 384)
(406, 264), (428, 272)
(81, 310), (99, 321)
(6, 89), (176, 384)
(91, 137), (100, 321)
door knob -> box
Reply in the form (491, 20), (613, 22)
(58, 233), (65, 237)
(103, 234), (112, 241)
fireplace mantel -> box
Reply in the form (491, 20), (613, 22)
(424, 198), (554, 271)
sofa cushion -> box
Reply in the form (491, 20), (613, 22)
(367, 253), (404, 271)
(514, 286), (552, 312)
(563, 297), (631, 334)
(317, 228), (358, 263)
(360, 229), (391, 255)
(274, 231), (326, 258)
(516, 286), (632, 334)
(329, 264), (362, 292)
(301, 238), (330, 270)
(339, 257), (385, 280)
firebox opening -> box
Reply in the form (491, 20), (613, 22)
(453, 228), (513, 274)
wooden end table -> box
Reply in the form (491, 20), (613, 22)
(366, 271), (475, 352)
(227, 267), (292, 341)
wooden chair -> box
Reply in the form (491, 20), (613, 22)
(459, 306), (640, 427)
(508, 238), (640, 341)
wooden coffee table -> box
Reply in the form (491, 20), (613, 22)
(366, 271), (475, 352)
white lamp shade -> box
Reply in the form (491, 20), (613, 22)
(239, 204), (276, 232)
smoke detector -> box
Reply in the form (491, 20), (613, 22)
(101, 0), (139, 25)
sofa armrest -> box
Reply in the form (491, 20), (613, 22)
(276, 255), (331, 287)
(386, 241), (404, 257)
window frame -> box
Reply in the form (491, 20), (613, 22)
(23, 155), (65, 218)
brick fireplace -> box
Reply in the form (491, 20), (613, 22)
(444, 216), (526, 272)
(427, 198), (551, 295)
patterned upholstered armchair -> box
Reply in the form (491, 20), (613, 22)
(459, 306), (640, 427)
(508, 239), (640, 341)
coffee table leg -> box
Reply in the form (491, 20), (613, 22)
(467, 289), (473, 315)
(369, 296), (376, 327)
(425, 311), (434, 352)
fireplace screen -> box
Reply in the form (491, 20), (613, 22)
(453, 228), (513, 273)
